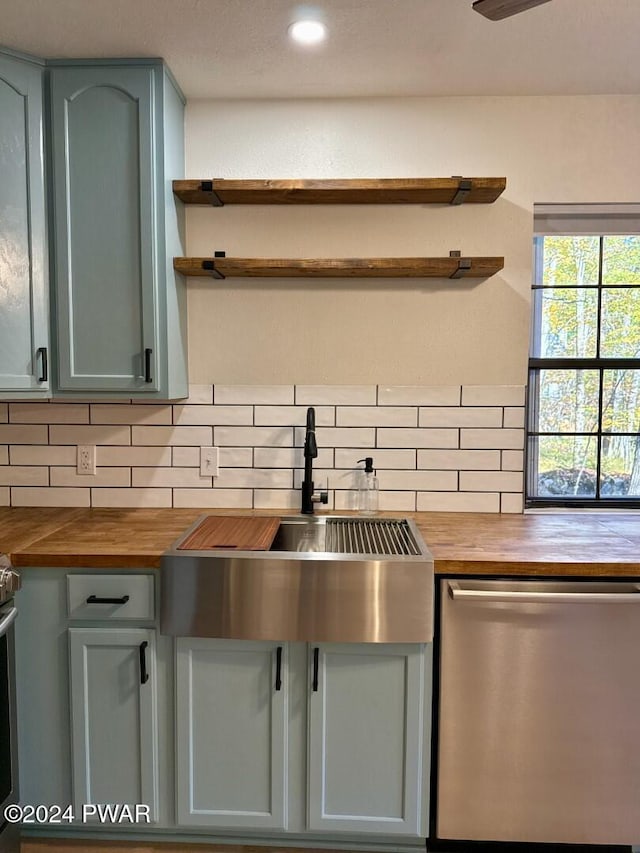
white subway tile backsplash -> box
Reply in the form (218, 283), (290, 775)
(215, 426), (293, 447)
(501, 493), (524, 513)
(173, 405), (253, 426)
(10, 445), (76, 466)
(296, 427), (375, 448)
(296, 385), (376, 406)
(215, 385), (294, 405)
(337, 407), (417, 427)
(50, 425), (131, 446)
(51, 467), (130, 488)
(0, 425), (48, 445)
(91, 405), (171, 426)
(378, 491), (417, 512)
(91, 488), (172, 508)
(173, 489), (252, 508)
(418, 449), (500, 470)
(377, 470), (458, 491)
(378, 386), (461, 406)
(253, 489), (300, 510)
(132, 468), (212, 488)
(462, 386), (526, 406)
(461, 429), (524, 450)
(99, 446), (172, 467)
(219, 447), (254, 468)
(502, 450), (525, 471)
(214, 468), (292, 489)
(460, 471), (524, 492)
(184, 384), (214, 405)
(419, 407), (502, 428)
(172, 447), (201, 467)
(0, 384), (525, 513)
(335, 448), (416, 470)
(0, 466), (49, 486)
(254, 447), (333, 469)
(503, 407), (526, 428)
(254, 406), (334, 426)
(132, 426), (212, 446)
(417, 491), (501, 513)
(377, 428), (458, 449)
(11, 487), (90, 507)
(10, 403), (89, 424)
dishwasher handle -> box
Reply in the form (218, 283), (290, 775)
(448, 581), (640, 604)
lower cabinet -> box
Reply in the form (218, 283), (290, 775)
(176, 638), (288, 829)
(175, 637), (428, 838)
(68, 628), (159, 821)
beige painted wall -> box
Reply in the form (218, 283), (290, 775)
(185, 95), (640, 385)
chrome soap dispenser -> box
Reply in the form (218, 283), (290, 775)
(357, 457), (379, 515)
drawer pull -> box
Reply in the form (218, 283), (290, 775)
(139, 641), (149, 685)
(86, 595), (130, 605)
(312, 647), (319, 692)
(275, 646), (283, 691)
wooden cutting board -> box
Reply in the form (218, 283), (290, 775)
(177, 515), (281, 551)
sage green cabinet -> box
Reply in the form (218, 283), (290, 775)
(175, 638), (430, 840)
(308, 643), (426, 836)
(0, 49), (50, 397)
(68, 627), (160, 820)
(175, 638), (288, 830)
(48, 60), (188, 397)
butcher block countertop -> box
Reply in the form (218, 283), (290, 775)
(1, 507), (640, 576)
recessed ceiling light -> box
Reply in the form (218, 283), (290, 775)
(288, 19), (327, 45)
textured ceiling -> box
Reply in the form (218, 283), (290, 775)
(0, 0), (638, 99)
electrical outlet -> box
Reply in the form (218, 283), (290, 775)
(77, 445), (96, 475)
(200, 446), (219, 478)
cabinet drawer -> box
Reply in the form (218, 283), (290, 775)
(67, 574), (155, 621)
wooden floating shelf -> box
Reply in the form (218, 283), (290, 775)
(173, 257), (505, 280)
(172, 177), (506, 206)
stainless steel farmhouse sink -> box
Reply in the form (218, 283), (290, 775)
(160, 515), (434, 643)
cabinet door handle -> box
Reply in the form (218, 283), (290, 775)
(139, 640), (149, 685)
(37, 347), (48, 383)
(86, 595), (130, 605)
(275, 646), (283, 691)
(144, 348), (153, 383)
(312, 647), (319, 692)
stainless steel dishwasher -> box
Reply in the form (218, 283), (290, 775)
(436, 579), (640, 846)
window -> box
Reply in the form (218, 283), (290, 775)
(527, 205), (640, 507)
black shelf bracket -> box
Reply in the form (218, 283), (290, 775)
(449, 250), (472, 279)
(200, 180), (224, 207)
(202, 254), (226, 279)
(450, 177), (472, 205)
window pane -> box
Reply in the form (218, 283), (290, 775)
(600, 435), (640, 497)
(542, 236), (600, 286)
(536, 370), (600, 433)
(602, 236), (640, 285)
(533, 288), (597, 358)
(602, 369), (640, 432)
(601, 289), (640, 357)
(531, 435), (597, 497)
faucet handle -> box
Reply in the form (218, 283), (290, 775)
(312, 479), (329, 505)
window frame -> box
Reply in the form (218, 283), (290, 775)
(526, 228), (640, 508)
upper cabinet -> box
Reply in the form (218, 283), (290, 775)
(0, 50), (50, 396)
(48, 61), (188, 397)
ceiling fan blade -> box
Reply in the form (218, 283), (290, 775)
(472, 0), (552, 20)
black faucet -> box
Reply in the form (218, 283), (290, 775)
(301, 407), (328, 514)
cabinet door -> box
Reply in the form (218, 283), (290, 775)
(68, 628), (159, 821)
(0, 53), (49, 394)
(49, 66), (159, 392)
(176, 638), (287, 829)
(308, 643), (425, 836)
